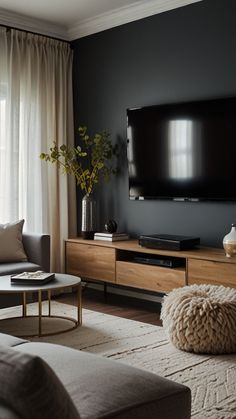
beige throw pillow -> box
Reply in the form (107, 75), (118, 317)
(0, 219), (27, 262)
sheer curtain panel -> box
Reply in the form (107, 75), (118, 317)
(0, 28), (76, 272)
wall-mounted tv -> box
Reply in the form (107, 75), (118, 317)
(127, 97), (236, 201)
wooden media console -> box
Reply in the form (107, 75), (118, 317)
(65, 238), (236, 294)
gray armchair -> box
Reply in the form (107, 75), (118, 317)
(22, 233), (50, 273)
(0, 233), (50, 276)
(0, 233), (50, 308)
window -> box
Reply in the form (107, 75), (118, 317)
(0, 84), (7, 222)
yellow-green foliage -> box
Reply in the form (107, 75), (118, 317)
(40, 126), (117, 195)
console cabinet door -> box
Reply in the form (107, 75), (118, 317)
(188, 259), (236, 288)
(116, 261), (185, 293)
(66, 242), (116, 283)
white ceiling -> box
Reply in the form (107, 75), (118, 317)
(0, 0), (143, 26)
(0, 0), (202, 41)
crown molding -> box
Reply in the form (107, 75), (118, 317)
(0, 8), (69, 40)
(0, 0), (202, 42)
(68, 0), (202, 40)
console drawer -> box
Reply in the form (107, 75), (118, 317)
(116, 261), (185, 293)
(65, 242), (116, 283)
(188, 259), (236, 288)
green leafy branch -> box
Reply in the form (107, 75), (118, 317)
(40, 126), (118, 195)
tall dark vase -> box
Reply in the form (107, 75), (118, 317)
(81, 194), (96, 239)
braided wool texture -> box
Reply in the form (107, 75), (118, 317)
(161, 284), (236, 354)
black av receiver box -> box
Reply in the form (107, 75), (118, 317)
(133, 256), (183, 268)
(139, 234), (200, 251)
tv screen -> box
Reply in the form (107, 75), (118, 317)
(127, 97), (236, 201)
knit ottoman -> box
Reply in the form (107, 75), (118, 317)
(161, 284), (236, 354)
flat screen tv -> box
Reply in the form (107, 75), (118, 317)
(127, 97), (236, 201)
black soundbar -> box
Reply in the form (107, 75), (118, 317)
(139, 234), (200, 251)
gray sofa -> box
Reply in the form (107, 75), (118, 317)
(0, 333), (191, 419)
(0, 233), (50, 276)
(0, 233), (50, 308)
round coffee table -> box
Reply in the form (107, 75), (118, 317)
(0, 273), (82, 337)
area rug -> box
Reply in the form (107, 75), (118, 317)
(0, 301), (236, 419)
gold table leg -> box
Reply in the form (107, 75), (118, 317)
(48, 290), (51, 316)
(22, 292), (27, 317)
(78, 283), (82, 325)
(38, 290), (42, 336)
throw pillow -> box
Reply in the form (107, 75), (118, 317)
(0, 345), (80, 419)
(0, 220), (27, 262)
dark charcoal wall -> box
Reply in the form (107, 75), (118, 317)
(72, 0), (236, 247)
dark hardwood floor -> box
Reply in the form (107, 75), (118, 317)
(55, 286), (162, 326)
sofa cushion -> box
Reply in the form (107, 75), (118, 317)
(0, 404), (20, 419)
(18, 341), (191, 419)
(0, 332), (27, 347)
(0, 220), (27, 263)
(0, 345), (80, 419)
(0, 261), (41, 276)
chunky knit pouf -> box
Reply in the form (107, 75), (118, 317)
(161, 284), (236, 354)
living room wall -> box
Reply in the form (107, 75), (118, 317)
(72, 0), (236, 247)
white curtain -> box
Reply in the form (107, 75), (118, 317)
(0, 27), (77, 272)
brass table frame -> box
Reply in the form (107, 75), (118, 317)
(0, 282), (82, 338)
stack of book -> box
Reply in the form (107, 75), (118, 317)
(11, 271), (55, 285)
(94, 232), (129, 242)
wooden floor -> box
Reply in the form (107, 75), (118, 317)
(55, 286), (162, 326)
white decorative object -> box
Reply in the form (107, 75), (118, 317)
(223, 223), (236, 258)
(161, 284), (236, 354)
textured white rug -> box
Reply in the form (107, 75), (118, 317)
(0, 301), (236, 419)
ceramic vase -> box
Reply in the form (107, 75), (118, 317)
(81, 194), (96, 239)
(223, 224), (236, 258)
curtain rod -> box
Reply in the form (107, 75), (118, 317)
(0, 23), (72, 46)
